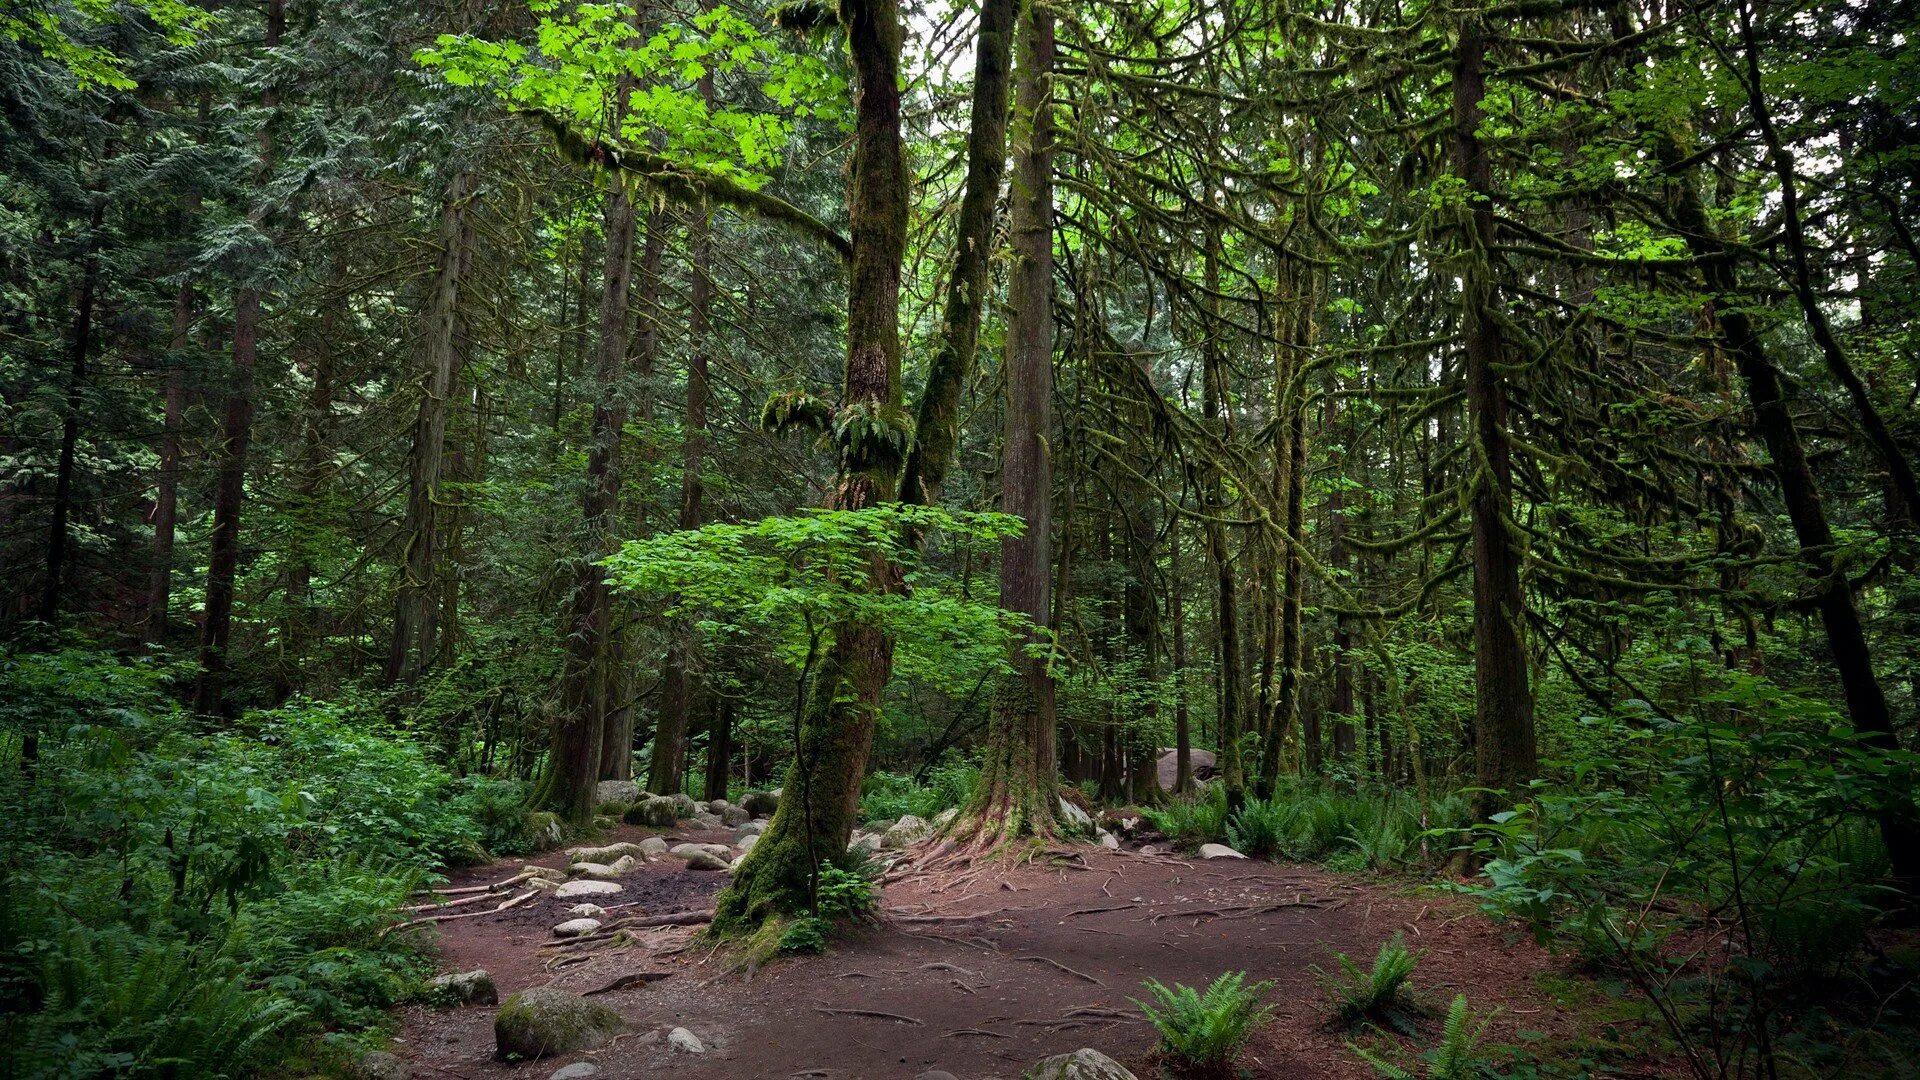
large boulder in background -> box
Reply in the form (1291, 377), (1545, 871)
(1156, 748), (1217, 790)
(740, 789), (779, 816)
(426, 968), (497, 1006)
(1026, 1048), (1138, 1080)
(594, 779), (642, 808)
(493, 987), (624, 1060)
(881, 815), (932, 849)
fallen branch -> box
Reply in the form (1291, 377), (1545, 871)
(410, 870), (539, 898)
(1060, 903), (1136, 920)
(384, 889), (537, 936)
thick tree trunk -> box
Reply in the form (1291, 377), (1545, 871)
(968, 0), (1059, 839)
(705, 695), (734, 802)
(713, 0), (910, 937)
(542, 174), (638, 822)
(1452, 20), (1537, 818)
(194, 0), (282, 715)
(388, 171), (475, 685)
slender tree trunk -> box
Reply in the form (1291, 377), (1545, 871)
(543, 172), (638, 822)
(898, 0), (1015, 511)
(705, 695), (734, 802)
(651, 196), (713, 792)
(1452, 19), (1537, 818)
(967, 0), (1059, 839)
(1328, 380), (1357, 763)
(714, 0), (910, 934)
(388, 172), (475, 686)
(1170, 515), (1193, 794)
(146, 212), (197, 645)
(194, 0), (283, 715)
(1201, 235), (1246, 805)
(39, 201), (104, 626)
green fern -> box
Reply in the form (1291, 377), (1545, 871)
(1351, 993), (1493, 1079)
(1132, 970), (1277, 1076)
(1316, 932), (1422, 1033)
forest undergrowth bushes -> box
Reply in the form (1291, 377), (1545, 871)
(0, 645), (536, 1078)
(1464, 669), (1920, 1078)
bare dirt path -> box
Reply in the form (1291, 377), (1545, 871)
(392, 825), (1608, 1079)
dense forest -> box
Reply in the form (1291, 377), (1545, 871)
(4, 0), (1920, 1076)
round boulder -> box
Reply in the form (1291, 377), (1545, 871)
(1027, 1048), (1139, 1080)
(623, 796), (678, 828)
(493, 987), (625, 1060)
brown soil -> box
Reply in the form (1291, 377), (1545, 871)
(390, 824), (1634, 1080)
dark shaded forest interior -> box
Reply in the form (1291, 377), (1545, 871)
(5, 0), (1920, 1077)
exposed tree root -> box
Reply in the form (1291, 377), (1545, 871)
(814, 1007), (923, 1024)
(1015, 953), (1103, 985)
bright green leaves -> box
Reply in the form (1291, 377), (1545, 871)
(416, 2), (846, 189)
(603, 505), (1031, 697)
(5, 0), (203, 89)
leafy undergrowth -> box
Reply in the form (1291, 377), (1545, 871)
(1, 645), (536, 1078)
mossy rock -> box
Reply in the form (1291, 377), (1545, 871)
(623, 796), (678, 827)
(525, 810), (564, 850)
(493, 987), (624, 1060)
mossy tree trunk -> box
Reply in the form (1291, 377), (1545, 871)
(712, 0), (909, 936)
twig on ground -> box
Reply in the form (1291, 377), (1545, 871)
(1060, 903), (1136, 920)
(383, 889), (537, 936)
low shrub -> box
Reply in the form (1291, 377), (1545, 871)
(1317, 933), (1422, 1034)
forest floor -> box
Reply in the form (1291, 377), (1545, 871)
(392, 822), (1646, 1079)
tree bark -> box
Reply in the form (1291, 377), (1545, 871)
(39, 200), (104, 626)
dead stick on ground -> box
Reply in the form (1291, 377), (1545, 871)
(815, 1008), (923, 1025)
(412, 870), (538, 898)
(1017, 954), (1104, 986)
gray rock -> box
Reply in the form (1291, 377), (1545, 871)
(427, 968), (498, 1006)
(552, 918), (602, 938)
(594, 779), (642, 807)
(720, 804), (751, 827)
(1026, 1048), (1138, 1080)
(1197, 843), (1247, 860)
(917, 1073), (960, 1080)
(736, 832), (760, 854)
(554, 879), (622, 899)
(687, 812), (724, 830)
(550, 1064), (602, 1080)
(881, 814), (932, 849)
(566, 903), (607, 918)
(624, 796), (678, 828)
(684, 850), (731, 871)
(568, 854), (638, 880)
(670, 792), (698, 818)
(355, 1050), (410, 1080)
(1057, 797), (1093, 831)
(670, 842), (731, 859)
(740, 789), (779, 816)
(1096, 829), (1120, 850)
(848, 831), (881, 853)
(667, 1027), (706, 1054)
(707, 799), (731, 815)
(522, 864), (569, 883)
(637, 836), (669, 857)
(867, 817), (897, 834)
(735, 819), (767, 838)
(493, 987), (625, 1061)
(933, 807), (959, 829)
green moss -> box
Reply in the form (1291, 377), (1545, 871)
(493, 987), (624, 1060)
